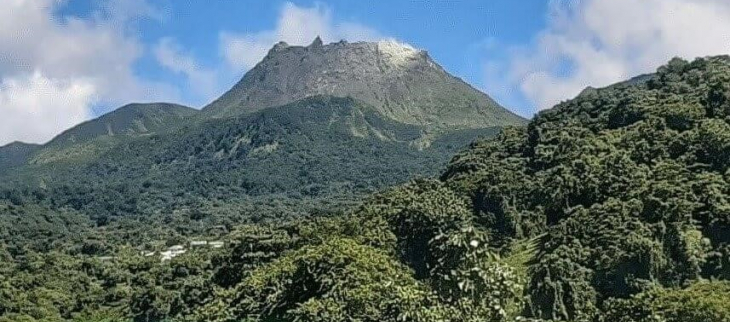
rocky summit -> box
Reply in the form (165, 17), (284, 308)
(204, 37), (525, 129)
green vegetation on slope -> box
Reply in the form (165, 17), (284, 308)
(28, 103), (197, 166)
(0, 103), (197, 178)
(0, 142), (40, 171)
(44, 103), (197, 149)
(440, 55), (730, 321)
(2, 56), (730, 322)
(1, 96), (499, 230)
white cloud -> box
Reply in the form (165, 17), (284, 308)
(154, 38), (219, 102)
(0, 0), (176, 145)
(490, 0), (730, 113)
(0, 72), (95, 145)
(220, 2), (382, 71)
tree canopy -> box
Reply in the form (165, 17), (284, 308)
(2, 56), (730, 321)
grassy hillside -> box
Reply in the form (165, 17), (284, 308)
(45, 103), (197, 148)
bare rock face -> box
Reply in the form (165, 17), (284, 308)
(204, 38), (524, 129)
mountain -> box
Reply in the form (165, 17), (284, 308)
(45, 103), (197, 148)
(3, 95), (501, 224)
(0, 40), (521, 224)
(204, 38), (525, 129)
(189, 55), (730, 322)
(21, 103), (196, 167)
(3, 55), (729, 322)
(99, 96), (501, 194)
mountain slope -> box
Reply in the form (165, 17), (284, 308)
(12, 55), (724, 322)
(437, 55), (730, 320)
(204, 38), (525, 129)
(4, 53), (730, 322)
(0, 40), (520, 223)
(182, 55), (730, 322)
(7, 96), (500, 223)
(45, 102), (197, 148)
(0, 142), (40, 170)
(25, 103), (197, 166)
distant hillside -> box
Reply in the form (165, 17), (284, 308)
(204, 38), (525, 129)
(3, 96), (500, 223)
(22, 103), (196, 167)
(0, 142), (40, 170)
(0, 40), (520, 223)
(45, 103), (197, 148)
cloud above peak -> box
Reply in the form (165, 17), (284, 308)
(220, 2), (383, 71)
(154, 38), (220, 102)
(0, 0), (176, 145)
(488, 0), (730, 113)
(0, 72), (95, 146)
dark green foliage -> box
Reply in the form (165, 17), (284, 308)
(198, 238), (434, 322)
(352, 179), (473, 276)
(0, 199), (94, 252)
(210, 225), (300, 288)
(440, 55), (730, 320)
(1, 96), (499, 231)
(129, 253), (215, 321)
(190, 179), (526, 322)
(601, 281), (730, 322)
(3, 56), (730, 322)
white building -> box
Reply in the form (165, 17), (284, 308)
(160, 245), (187, 261)
(190, 241), (208, 247)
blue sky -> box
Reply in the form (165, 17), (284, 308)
(57, 0), (548, 114)
(2, 0), (730, 145)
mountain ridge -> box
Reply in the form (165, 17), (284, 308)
(204, 38), (525, 129)
(3, 50), (729, 322)
(0, 39), (522, 225)
(44, 102), (197, 148)
(0, 103), (196, 175)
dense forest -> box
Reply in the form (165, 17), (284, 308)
(2, 56), (730, 321)
(0, 96), (501, 232)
